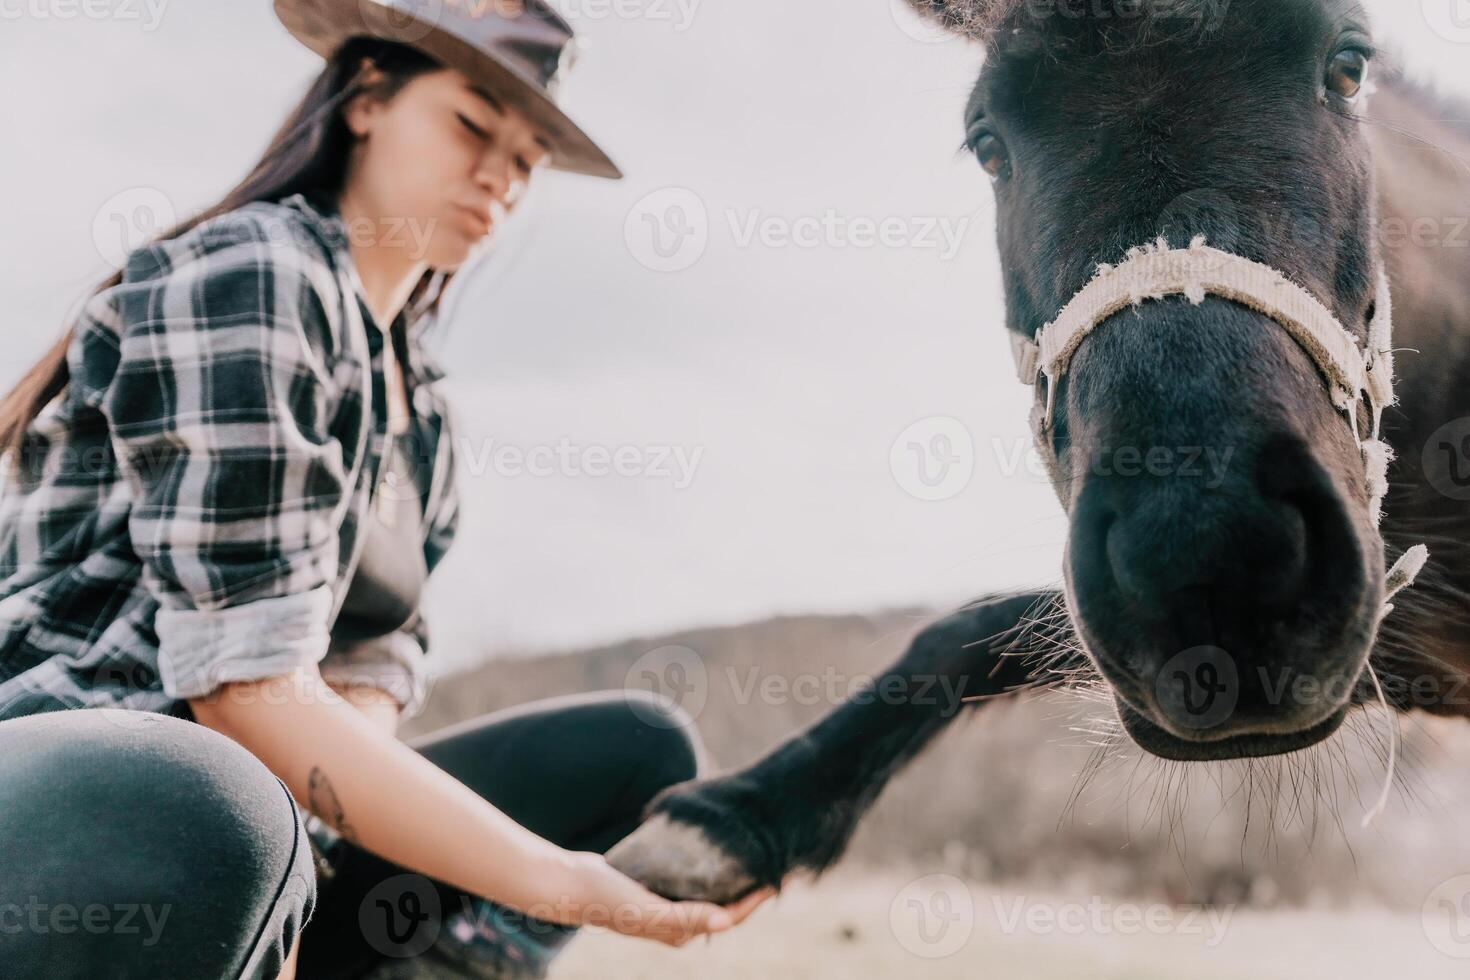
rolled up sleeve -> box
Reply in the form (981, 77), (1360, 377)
(318, 611), (431, 718)
(95, 217), (349, 701)
(156, 587), (336, 699)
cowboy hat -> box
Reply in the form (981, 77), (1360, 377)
(274, 0), (622, 179)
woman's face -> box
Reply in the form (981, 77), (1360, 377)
(342, 64), (551, 270)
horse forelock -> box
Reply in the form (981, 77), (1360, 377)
(907, 0), (1240, 43)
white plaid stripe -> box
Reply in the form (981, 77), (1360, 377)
(0, 191), (460, 719)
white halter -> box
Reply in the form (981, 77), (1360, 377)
(1010, 235), (1427, 622)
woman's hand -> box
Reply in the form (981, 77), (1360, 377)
(192, 667), (773, 948)
(558, 851), (777, 946)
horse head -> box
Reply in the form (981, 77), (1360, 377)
(918, 0), (1409, 760)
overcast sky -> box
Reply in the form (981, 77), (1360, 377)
(4, 0), (1469, 670)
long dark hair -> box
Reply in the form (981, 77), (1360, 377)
(0, 36), (454, 458)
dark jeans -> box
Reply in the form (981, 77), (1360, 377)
(0, 690), (703, 980)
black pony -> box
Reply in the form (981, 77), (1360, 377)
(609, 0), (1470, 901)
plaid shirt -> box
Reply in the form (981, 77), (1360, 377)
(0, 190), (461, 722)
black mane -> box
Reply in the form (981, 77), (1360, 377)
(908, 0), (1262, 42)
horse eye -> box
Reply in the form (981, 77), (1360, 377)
(973, 132), (1011, 180)
(1327, 49), (1368, 101)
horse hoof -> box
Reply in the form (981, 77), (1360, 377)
(605, 813), (760, 905)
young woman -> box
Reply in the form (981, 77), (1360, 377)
(0, 2), (773, 978)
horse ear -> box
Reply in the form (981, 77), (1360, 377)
(903, 0), (1000, 38)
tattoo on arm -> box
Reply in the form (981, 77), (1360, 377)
(308, 766), (358, 842)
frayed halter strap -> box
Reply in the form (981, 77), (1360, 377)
(1009, 235), (1428, 624)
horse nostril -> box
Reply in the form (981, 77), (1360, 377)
(1103, 510), (1154, 613)
(1243, 497), (1309, 610)
(1088, 467), (1318, 645)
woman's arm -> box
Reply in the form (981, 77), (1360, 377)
(97, 214), (771, 942)
(189, 664), (771, 944)
(318, 616), (435, 731)
(324, 677), (401, 732)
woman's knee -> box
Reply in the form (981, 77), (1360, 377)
(614, 688), (706, 786)
(0, 708), (315, 979)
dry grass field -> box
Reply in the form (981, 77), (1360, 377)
(409, 610), (1470, 977)
(553, 865), (1466, 980)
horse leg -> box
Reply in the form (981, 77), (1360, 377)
(606, 589), (1072, 903)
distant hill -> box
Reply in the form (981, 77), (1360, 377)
(405, 607), (933, 767)
(406, 609), (1470, 910)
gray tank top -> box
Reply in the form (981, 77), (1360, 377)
(330, 434), (427, 642)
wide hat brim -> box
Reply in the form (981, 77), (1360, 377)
(274, 0), (623, 179)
